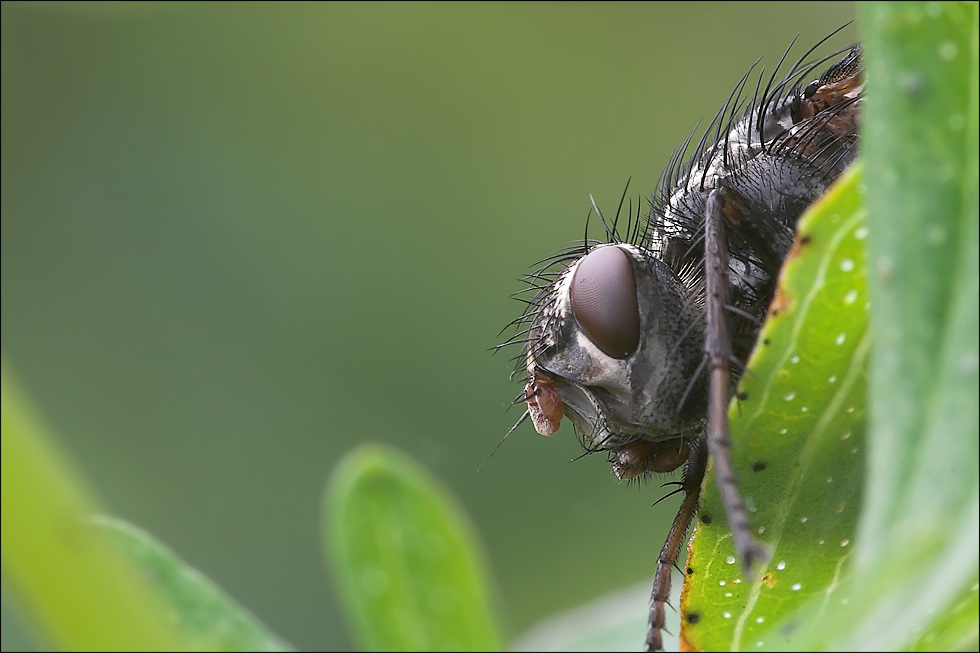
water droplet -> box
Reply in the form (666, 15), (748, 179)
(723, 611), (732, 619)
(791, 583), (802, 591)
(835, 333), (846, 345)
(841, 539), (850, 547)
(828, 375), (837, 383)
(790, 355), (800, 364)
(800, 516), (808, 523)
(839, 258), (855, 272)
(756, 617), (765, 624)
(938, 40), (958, 60)
(878, 255), (894, 282)
(784, 391), (796, 401)
(959, 352), (979, 377)
(854, 226), (869, 240)
(726, 556), (736, 565)
(719, 580), (727, 586)
(777, 561), (786, 570)
(844, 289), (858, 304)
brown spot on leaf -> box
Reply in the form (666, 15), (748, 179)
(769, 285), (791, 318)
(769, 229), (817, 318)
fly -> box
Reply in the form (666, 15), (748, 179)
(498, 27), (862, 652)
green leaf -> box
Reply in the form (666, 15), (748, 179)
(324, 444), (504, 652)
(681, 2), (979, 650)
(790, 2), (979, 650)
(680, 166), (870, 651)
(93, 516), (291, 652)
(0, 361), (182, 651)
(511, 581), (651, 652)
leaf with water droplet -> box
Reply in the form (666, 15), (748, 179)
(680, 164), (869, 651)
(681, 2), (978, 649)
(324, 444), (503, 652)
(94, 516), (291, 652)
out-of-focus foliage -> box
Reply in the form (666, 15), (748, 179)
(1, 3), (859, 651)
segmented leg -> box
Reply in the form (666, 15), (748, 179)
(703, 189), (770, 574)
(645, 433), (708, 652)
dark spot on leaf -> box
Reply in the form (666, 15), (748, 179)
(736, 390), (749, 401)
(781, 620), (800, 635)
(800, 234), (812, 246)
(794, 460), (801, 468)
(685, 612), (701, 625)
(701, 513), (713, 525)
(763, 338), (771, 345)
(686, 566), (695, 575)
(899, 72), (925, 96)
(762, 572), (775, 588)
(751, 461), (767, 472)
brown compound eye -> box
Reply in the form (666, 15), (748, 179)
(570, 246), (640, 358)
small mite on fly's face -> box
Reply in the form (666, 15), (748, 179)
(498, 25), (862, 653)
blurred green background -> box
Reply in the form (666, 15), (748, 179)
(1, 2), (857, 650)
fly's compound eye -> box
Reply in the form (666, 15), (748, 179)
(570, 245), (640, 359)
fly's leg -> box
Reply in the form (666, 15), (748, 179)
(645, 433), (708, 652)
(703, 189), (771, 575)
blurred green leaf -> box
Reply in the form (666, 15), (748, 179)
(510, 580), (672, 652)
(781, 2), (978, 650)
(0, 361), (182, 651)
(93, 516), (290, 652)
(324, 444), (503, 652)
(681, 166), (870, 650)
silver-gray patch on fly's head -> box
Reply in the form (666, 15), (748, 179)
(525, 243), (707, 463)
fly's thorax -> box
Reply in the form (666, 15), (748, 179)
(525, 243), (708, 454)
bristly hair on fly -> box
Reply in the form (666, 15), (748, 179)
(497, 27), (860, 461)
(493, 180), (650, 457)
(495, 24), (861, 653)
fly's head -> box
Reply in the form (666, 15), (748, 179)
(518, 241), (707, 480)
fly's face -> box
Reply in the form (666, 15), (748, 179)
(523, 242), (706, 479)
